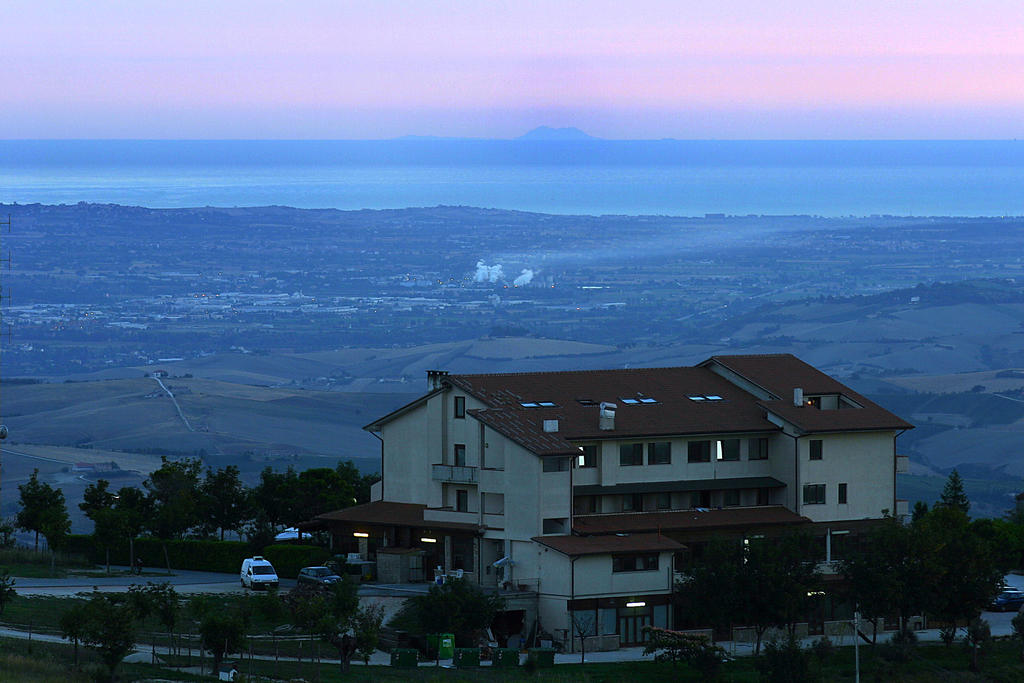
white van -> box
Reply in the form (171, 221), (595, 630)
(240, 556), (279, 590)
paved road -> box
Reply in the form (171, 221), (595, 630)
(12, 567), (295, 597)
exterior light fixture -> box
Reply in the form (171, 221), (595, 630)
(420, 537), (438, 543)
(625, 601), (646, 608)
(353, 532), (369, 538)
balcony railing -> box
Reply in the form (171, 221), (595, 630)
(432, 464), (478, 483)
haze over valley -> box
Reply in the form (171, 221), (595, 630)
(2, 202), (1023, 526)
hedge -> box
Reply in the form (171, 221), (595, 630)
(62, 535), (331, 576)
(63, 535), (253, 574)
(259, 544), (331, 578)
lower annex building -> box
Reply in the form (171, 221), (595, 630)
(306, 354), (913, 647)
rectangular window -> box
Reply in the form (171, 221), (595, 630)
(578, 444), (598, 468)
(656, 492), (672, 510)
(454, 396), (466, 419)
(455, 489), (469, 512)
(803, 484), (826, 505)
(687, 440), (711, 463)
(717, 439), (740, 461)
(453, 443), (466, 467)
(749, 437), (769, 460)
(723, 489), (740, 507)
(647, 441), (671, 465)
(838, 483), (848, 504)
(619, 443), (644, 466)
(543, 457), (570, 472)
(574, 495), (599, 515)
(612, 553), (659, 572)
(809, 439), (823, 461)
(757, 487), (771, 506)
(692, 490), (711, 508)
(622, 493), (643, 512)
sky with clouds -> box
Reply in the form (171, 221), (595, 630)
(5, 0), (1024, 138)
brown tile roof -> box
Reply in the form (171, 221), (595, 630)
(312, 501), (479, 532)
(703, 354), (913, 432)
(448, 365), (776, 445)
(572, 505), (807, 534)
(533, 532), (685, 556)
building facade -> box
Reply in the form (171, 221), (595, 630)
(311, 354), (912, 647)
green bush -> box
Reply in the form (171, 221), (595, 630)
(258, 544), (330, 578)
(62, 534), (251, 573)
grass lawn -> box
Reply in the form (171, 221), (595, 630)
(4, 633), (1024, 682)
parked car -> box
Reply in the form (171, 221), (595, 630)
(240, 556), (279, 590)
(989, 589), (1024, 612)
(296, 566), (342, 587)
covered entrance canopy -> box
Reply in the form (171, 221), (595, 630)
(301, 501), (481, 583)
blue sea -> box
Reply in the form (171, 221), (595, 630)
(2, 140), (1023, 216)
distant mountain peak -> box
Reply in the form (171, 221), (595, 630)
(517, 126), (597, 141)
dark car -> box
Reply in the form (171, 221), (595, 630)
(296, 566), (342, 587)
(989, 589), (1024, 612)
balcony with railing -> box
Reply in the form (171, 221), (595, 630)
(431, 464), (478, 483)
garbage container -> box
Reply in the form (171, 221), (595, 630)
(528, 647), (555, 668)
(438, 633), (455, 659)
(493, 648), (520, 668)
(390, 649), (418, 668)
(453, 647), (480, 667)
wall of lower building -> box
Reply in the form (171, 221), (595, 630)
(797, 430), (896, 522)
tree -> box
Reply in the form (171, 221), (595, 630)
(285, 580), (362, 674)
(144, 457), (203, 572)
(642, 627), (727, 680)
(939, 468), (970, 515)
(251, 466), (298, 528)
(200, 465), (250, 541)
(80, 480), (123, 574)
(0, 570), (15, 616)
(113, 486), (151, 571)
(292, 467), (356, 525)
(336, 460), (380, 505)
(389, 577), (505, 647)
(60, 602), (91, 669)
(675, 534), (821, 655)
(16, 469), (70, 553)
(1011, 611), (1024, 662)
(190, 595), (250, 675)
(352, 603), (385, 665)
(129, 583), (180, 655)
(842, 513), (939, 643)
(78, 591), (139, 682)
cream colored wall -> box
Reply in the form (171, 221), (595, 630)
(798, 431), (896, 522)
(379, 402), (431, 505)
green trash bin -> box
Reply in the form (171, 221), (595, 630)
(493, 648), (520, 668)
(453, 647), (480, 667)
(438, 632), (455, 659)
(528, 647), (555, 668)
(390, 648), (418, 668)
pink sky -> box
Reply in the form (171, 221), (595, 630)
(5, 0), (1024, 138)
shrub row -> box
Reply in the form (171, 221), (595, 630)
(259, 544), (331, 578)
(63, 535), (272, 574)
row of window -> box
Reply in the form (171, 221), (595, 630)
(575, 487), (774, 514)
(617, 438), (770, 466)
(802, 482), (848, 505)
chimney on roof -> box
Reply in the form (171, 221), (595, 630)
(599, 402), (617, 430)
(793, 387), (803, 407)
(427, 370), (449, 391)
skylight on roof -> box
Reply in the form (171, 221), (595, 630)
(538, 401), (556, 407)
(620, 396), (658, 405)
(639, 397), (658, 404)
(621, 398), (640, 404)
(688, 395), (706, 401)
(706, 395), (723, 401)
(689, 394), (724, 402)
(576, 398), (598, 406)
(520, 402), (539, 408)
(520, 401), (557, 408)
